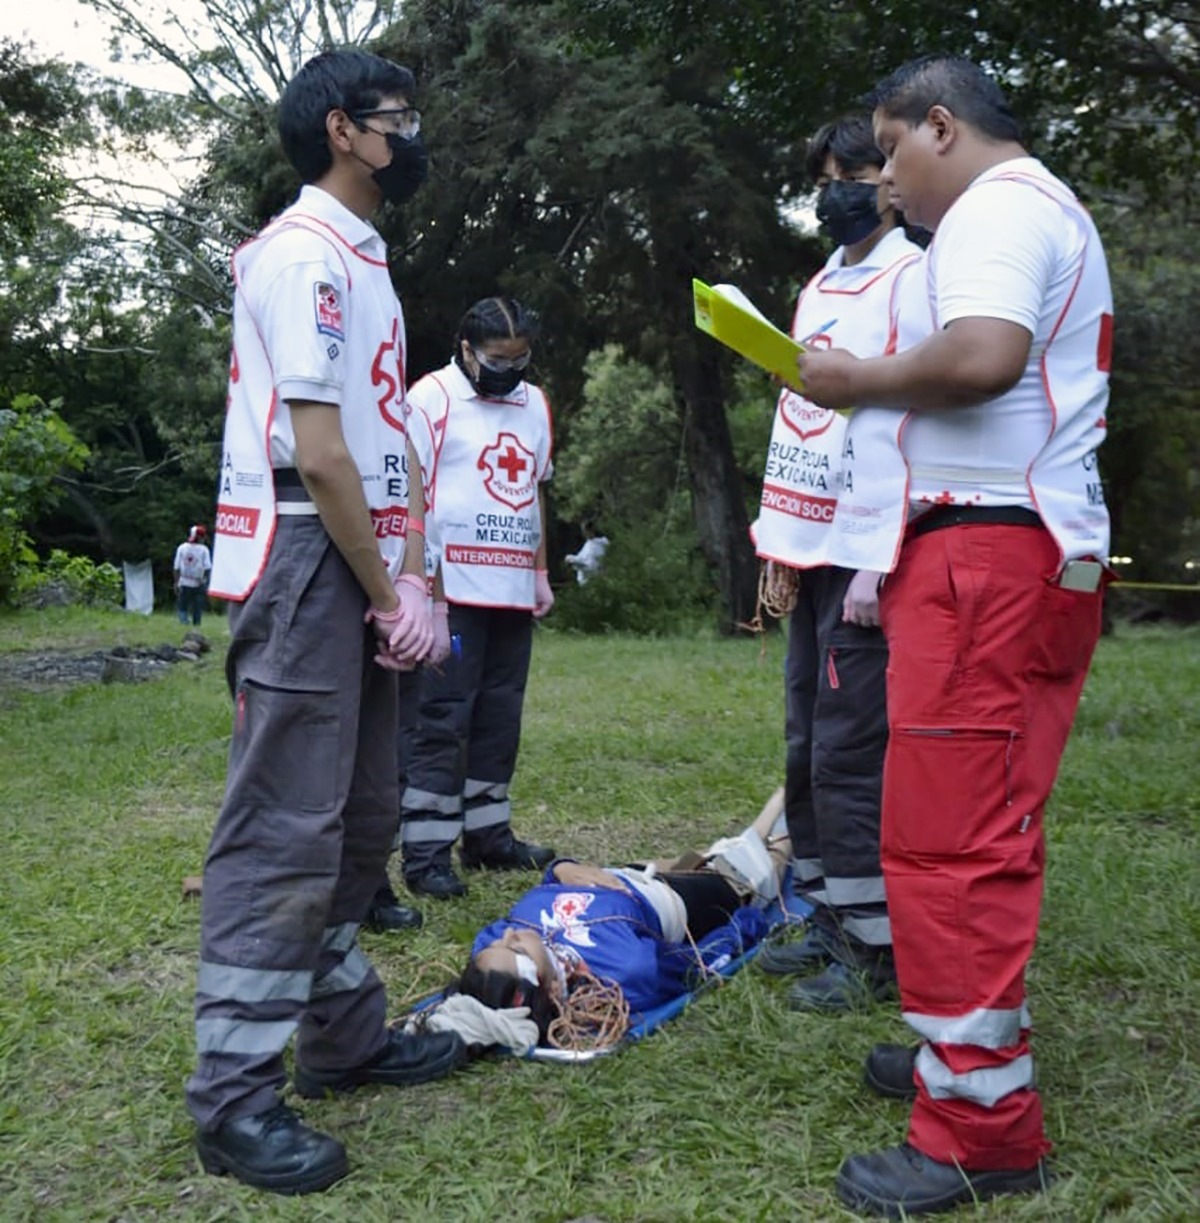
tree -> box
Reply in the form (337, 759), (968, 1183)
(0, 395), (88, 601)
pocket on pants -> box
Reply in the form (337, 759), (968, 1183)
(1022, 578), (1102, 684)
(886, 725), (1024, 860)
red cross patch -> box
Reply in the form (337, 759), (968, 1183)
(477, 431), (537, 511)
(314, 282), (344, 341)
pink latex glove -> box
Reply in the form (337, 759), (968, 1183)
(533, 568), (554, 619)
(366, 572), (433, 669)
(428, 601), (452, 667)
(842, 569), (884, 628)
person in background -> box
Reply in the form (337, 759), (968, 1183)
(186, 49), (464, 1196)
(798, 55), (1111, 1216)
(752, 114), (928, 1013)
(173, 525), (212, 626)
(392, 296), (556, 901)
(565, 527), (609, 585)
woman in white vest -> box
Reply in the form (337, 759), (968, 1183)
(754, 115), (929, 1014)
(391, 297), (556, 900)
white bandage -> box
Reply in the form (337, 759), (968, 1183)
(701, 828), (779, 906)
(404, 993), (540, 1055)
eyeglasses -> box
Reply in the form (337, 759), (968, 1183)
(352, 106), (421, 139)
(473, 346), (531, 373)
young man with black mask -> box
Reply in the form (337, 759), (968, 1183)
(188, 49), (465, 1195)
(752, 114), (930, 1012)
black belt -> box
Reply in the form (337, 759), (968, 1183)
(272, 467), (317, 509)
(908, 505), (1042, 540)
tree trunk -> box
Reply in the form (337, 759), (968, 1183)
(668, 334), (759, 633)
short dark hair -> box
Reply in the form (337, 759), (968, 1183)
(278, 49), (417, 183)
(456, 296), (541, 349)
(804, 114), (884, 184)
(869, 55), (1023, 144)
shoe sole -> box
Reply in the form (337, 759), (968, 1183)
(196, 1141), (349, 1195)
(835, 1163), (1051, 1217)
(292, 1042), (467, 1100)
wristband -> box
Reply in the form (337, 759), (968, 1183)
(535, 567), (549, 576)
(396, 572), (428, 594)
(368, 602), (404, 624)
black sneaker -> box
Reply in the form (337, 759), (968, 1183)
(787, 960), (897, 1013)
(364, 884), (424, 933)
(756, 923), (844, 976)
(293, 1029), (466, 1099)
(864, 1043), (919, 1100)
(196, 1103), (348, 1195)
(405, 863), (468, 899)
(460, 834), (555, 872)
(836, 1142), (1052, 1217)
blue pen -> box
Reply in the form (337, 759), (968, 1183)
(800, 318), (838, 345)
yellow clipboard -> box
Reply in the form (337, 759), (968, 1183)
(692, 278), (804, 390)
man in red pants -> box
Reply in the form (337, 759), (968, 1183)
(799, 54), (1111, 1216)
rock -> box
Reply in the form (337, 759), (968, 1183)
(182, 630), (212, 655)
(101, 654), (137, 684)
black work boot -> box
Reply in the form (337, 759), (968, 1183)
(364, 882), (424, 933)
(196, 1103), (348, 1195)
(460, 829), (554, 871)
(404, 862), (468, 899)
(864, 1043), (919, 1100)
(293, 1029), (467, 1099)
(836, 1142), (1052, 1217)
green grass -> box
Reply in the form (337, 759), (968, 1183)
(0, 609), (1197, 1220)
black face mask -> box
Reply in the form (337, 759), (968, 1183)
(816, 179), (883, 248)
(455, 351), (524, 398)
(373, 133), (428, 205)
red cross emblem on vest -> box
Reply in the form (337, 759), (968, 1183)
(478, 431), (537, 511)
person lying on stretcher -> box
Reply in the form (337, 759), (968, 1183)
(406, 795), (790, 1054)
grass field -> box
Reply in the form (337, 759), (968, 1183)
(0, 608), (1196, 1221)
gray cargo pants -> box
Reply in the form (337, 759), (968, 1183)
(186, 516), (399, 1131)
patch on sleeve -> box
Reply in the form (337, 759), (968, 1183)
(314, 282), (345, 341)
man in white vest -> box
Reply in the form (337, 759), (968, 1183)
(799, 55), (1111, 1217)
(187, 49), (465, 1195)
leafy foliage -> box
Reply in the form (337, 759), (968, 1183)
(0, 396), (89, 601)
(12, 549), (124, 608)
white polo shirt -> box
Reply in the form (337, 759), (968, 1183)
(211, 185), (415, 599)
(903, 157), (1111, 561)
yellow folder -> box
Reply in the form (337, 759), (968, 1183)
(692, 278), (804, 390)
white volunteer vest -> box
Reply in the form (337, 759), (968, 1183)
(754, 228), (924, 570)
(407, 362), (553, 610)
(900, 162), (1112, 564)
(211, 194), (414, 600)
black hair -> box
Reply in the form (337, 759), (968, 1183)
(452, 960), (558, 1045)
(278, 49), (417, 183)
(868, 55), (1023, 145)
(804, 114), (884, 184)
(455, 296), (541, 350)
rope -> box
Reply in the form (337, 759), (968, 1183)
(740, 560), (800, 640)
(547, 965), (630, 1052)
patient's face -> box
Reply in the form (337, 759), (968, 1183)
(475, 928), (563, 1000)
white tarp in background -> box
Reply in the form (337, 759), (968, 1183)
(123, 560), (154, 615)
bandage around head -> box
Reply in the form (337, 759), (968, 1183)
(513, 952), (540, 988)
